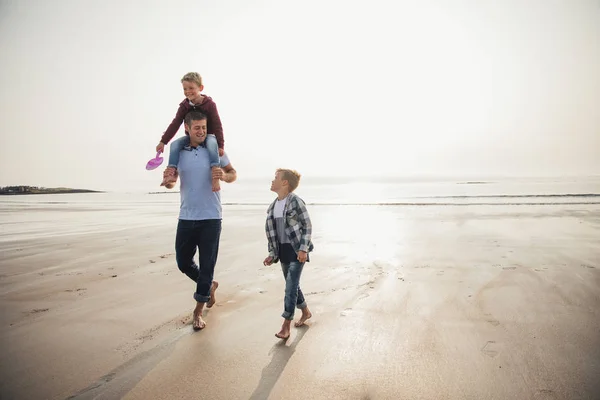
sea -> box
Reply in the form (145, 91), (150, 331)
(1, 176), (599, 243)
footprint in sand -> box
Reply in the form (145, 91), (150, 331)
(533, 389), (557, 399)
(481, 340), (500, 358)
(27, 308), (49, 314)
(484, 313), (500, 326)
(340, 308), (353, 317)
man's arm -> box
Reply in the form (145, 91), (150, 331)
(212, 163), (237, 183)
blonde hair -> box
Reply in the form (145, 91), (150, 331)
(181, 72), (202, 87)
(277, 168), (301, 192)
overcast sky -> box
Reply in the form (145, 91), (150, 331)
(0, 0), (599, 191)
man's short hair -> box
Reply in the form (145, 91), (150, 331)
(184, 111), (207, 127)
(277, 168), (301, 192)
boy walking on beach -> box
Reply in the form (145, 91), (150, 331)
(263, 169), (314, 339)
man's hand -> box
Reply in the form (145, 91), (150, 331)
(156, 142), (165, 153)
(212, 167), (224, 181)
(215, 164), (237, 183)
(297, 251), (307, 263)
(218, 148), (224, 157)
(263, 256), (274, 266)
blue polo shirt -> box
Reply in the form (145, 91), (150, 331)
(177, 145), (231, 221)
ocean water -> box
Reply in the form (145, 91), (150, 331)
(1, 176), (599, 243)
(222, 176), (600, 205)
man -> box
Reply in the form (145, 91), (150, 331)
(174, 111), (237, 330)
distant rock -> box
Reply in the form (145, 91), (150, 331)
(0, 186), (103, 195)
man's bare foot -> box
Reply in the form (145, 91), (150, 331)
(295, 309), (312, 327)
(192, 303), (206, 331)
(275, 320), (291, 340)
(212, 178), (221, 192)
(207, 281), (219, 308)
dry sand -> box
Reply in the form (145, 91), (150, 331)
(1, 204), (599, 399)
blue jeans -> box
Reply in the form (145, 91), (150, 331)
(175, 219), (221, 303)
(281, 261), (307, 320)
(168, 134), (220, 168)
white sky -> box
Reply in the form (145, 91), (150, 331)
(0, 0), (599, 191)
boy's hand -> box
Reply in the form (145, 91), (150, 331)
(263, 256), (274, 266)
(297, 251), (307, 263)
(218, 148), (224, 157)
(156, 142), (165, 153)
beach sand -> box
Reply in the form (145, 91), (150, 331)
(1, 204), (599, 399)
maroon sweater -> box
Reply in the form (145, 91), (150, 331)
(160, 96), (225, 149)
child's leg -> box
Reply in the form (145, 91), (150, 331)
(275, 261), (293, 339)
(294, 285), (312, 327)
(160, 136), (189, 188)
(168, 136), (190, 168)
(205, 134), (221, 192)
(281, 261), (304, 321)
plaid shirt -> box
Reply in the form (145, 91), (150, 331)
(265, 192), (314, 263)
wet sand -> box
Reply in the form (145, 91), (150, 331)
(1, 204), (599, 399)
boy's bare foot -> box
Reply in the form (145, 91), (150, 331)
(275, 320), (291, 340)
(294, 309), (312, 327)
(207, 281), (219, 308)
(192, 303), (206, 331)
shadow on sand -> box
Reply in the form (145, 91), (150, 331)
(248, 325), (309, 400)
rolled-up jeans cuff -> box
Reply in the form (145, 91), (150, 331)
(297, 301), (307, 309)
(281, 311), (294, 320)
(194, 292), (210, 303)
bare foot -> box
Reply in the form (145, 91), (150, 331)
(192, 304), (206, 331)
(275, 329), (290, 340)
(207, 281), (219, 308)
(275, 320), (291, 340)
(295, 309), (312, 327)
(212, 178), (221, 192)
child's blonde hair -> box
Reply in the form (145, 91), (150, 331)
(181, 72), (202, 87)
(277, 169), (301, 192)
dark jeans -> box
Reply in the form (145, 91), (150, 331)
(175, 219), (221, 303)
